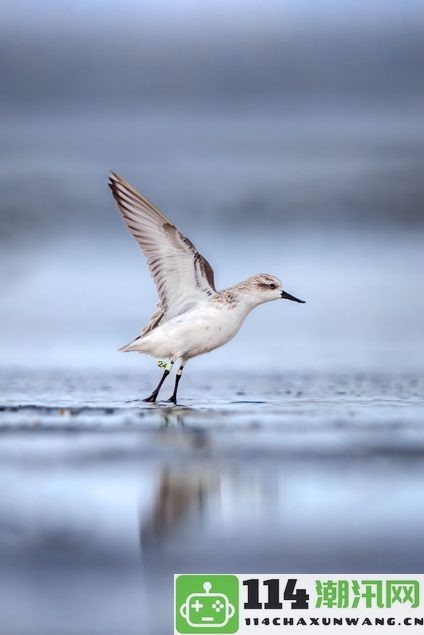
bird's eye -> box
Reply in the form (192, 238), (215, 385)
(269, 283), (276, 289)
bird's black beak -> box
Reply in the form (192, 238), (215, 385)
(281, 290), (305, 303)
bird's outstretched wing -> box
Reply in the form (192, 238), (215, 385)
(109, 173), (216, 333)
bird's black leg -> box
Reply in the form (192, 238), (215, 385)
(167, 365), (184, 404)
(143, 369), (170, 403)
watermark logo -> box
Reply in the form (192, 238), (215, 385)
(175, 575), (239, 633)
(174, 575), (423, 633)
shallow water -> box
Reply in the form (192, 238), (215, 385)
(0, 370), (423, 634)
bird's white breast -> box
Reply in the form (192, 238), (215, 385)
(133, 299), (250, 361)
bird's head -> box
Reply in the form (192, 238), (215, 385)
(246, 274), (305, 306)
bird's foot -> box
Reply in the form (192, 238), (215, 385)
(167, 395), (177, 404)
(143, 393), (158, 403)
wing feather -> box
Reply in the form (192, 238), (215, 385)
(109, 173), (216, 333)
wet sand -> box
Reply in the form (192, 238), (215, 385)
(0, 370), (423, 634)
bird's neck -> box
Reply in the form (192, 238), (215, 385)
(218, 281), (262, 313)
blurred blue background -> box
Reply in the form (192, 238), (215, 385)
(1, 3), (424, 635)
(1, 0), (423, 374)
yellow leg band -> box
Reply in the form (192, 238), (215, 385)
(157, 360), (173, 372)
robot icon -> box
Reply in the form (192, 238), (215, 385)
(180, 581), (236, 628)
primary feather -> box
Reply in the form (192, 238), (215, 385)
(109, 172), (217, 336)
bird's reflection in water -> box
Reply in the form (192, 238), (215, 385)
(139, 464), (220, 550)
(155, 406), (188, 428)
(139, 406), (287, 567)
(140, 406), (217, 550)
(154, 404), (217, 432)
(154, 406), (211, 449)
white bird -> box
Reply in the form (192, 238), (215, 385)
(109, 173), (305, 403)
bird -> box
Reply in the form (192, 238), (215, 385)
(109, 172), (305, 403)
